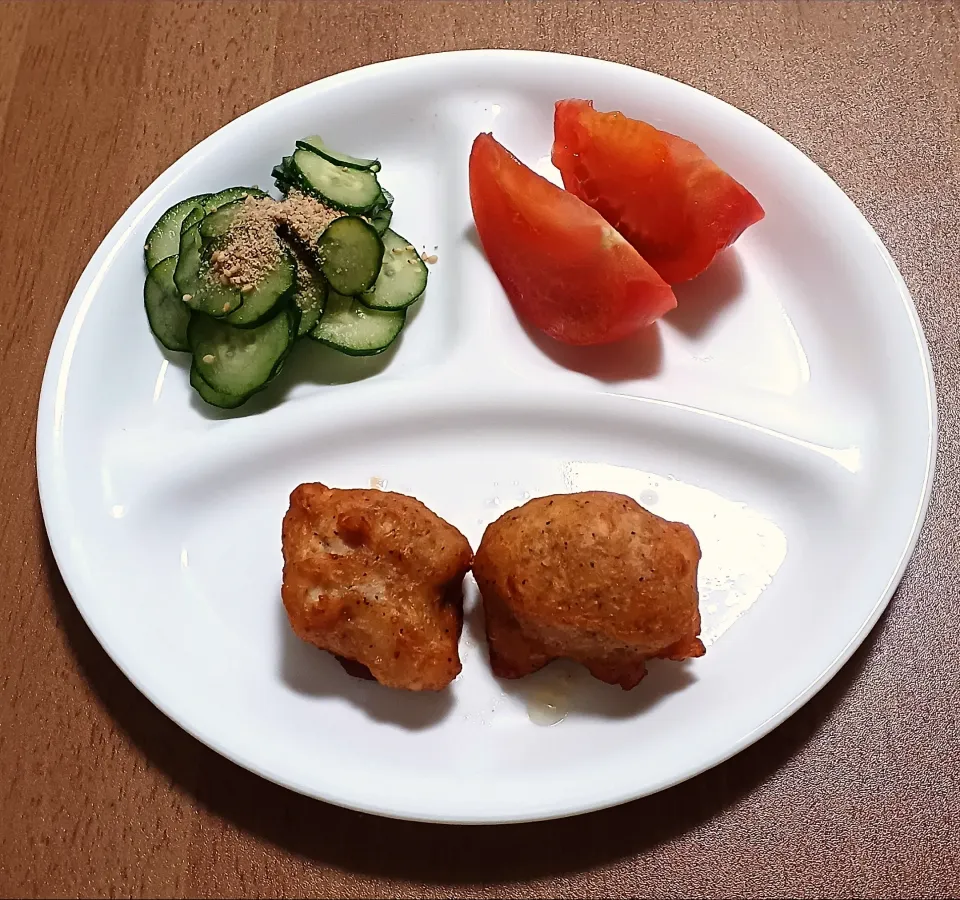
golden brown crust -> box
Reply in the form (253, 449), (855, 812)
(281, 483), (473, 691)
(473, 491), (704, 689)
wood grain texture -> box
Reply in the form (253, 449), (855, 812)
(1, 1), (958, 897)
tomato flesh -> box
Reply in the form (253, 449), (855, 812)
(469, 132), (676, 346)
(552, 99), (765, 284)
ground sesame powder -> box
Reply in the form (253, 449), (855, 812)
(278, 190), (344, 247)
(208, 192), (344, 290)
(209, 197), (284, 292)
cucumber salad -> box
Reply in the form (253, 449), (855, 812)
(143, 136), (429, 408)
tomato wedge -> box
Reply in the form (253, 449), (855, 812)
(552, 99), (764, 284)
(469, 133), (676, 346)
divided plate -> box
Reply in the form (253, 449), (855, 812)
(37, 51), (935, 824)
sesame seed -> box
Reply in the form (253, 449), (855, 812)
(222, 302), (231, 312)
(202, 353), (215, 363)
(241, 283), (254, 293)
(182, 294), (193, 302)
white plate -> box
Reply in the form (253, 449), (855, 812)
(37, 50), (936, 824)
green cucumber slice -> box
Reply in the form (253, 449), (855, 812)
(180, 188), (270, 245)
(198, 198), (246, 239)
(176, 199), (292, 322)
(189, 303), (298, 398)
(292, 261), (328, 337)
(144, 256), (191, 351)
(189, 361), (250, 409)
(296, 135), (381, 173)
(223, 251), (295, 328)
(309, 290), (404, 356)
(178, 188), (269, 245)
(272, 156), (300, 195)
(291, 149), (382, 213)
(173, 222), (238, 318)
(360, 229), (428, 311)
(205, 186), (268, 209)
(369, 206), (392, 236)
(315, 216), (383, 296)
(144, 194), (210, 269)
(180, 205), (205, 235)
(279, 234), (328, 337)
(175, 197), (255, 311)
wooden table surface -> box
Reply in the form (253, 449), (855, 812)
(2, 1), (959, 897)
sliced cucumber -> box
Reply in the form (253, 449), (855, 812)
(272, 156), (300, 195)
(189, 303), (298, 398)
(315, 216), (383, 296)
(189, 361), (249, 409)
(176, 200), (292, 323)
(144, 256), (191, 351)
(175, 188), (265, 262)
(198, 198), (246, 240)
(292, 261), (327, 337)
(173, 222), (237, 317)
(224, 251), (295, 327)
(360, 229), (428, 311)
(380, 188), (394, 208)
(180, 204), (206, 235)
(291, 149), (382, 213)
(296, 135), (381, 173)
(310, 290), (405, 356)
(278, 235), (328, 337)
(144, 194), (210, 269)
(205, 186), (268, 209)
(369, 206), (392, 236)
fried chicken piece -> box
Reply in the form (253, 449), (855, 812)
(474, 491), (704, 690)
(281, 483), (473, 691)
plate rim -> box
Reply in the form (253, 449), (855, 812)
(36, 48), (938, 824)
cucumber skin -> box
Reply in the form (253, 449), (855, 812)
(308, 292), (405, 357)
(291, 149), (383, 214)
(204, 186), (269, 211)
(145, 188), (267, 271)
(370, 207), (392, 236)
(358, 229), (428, 312)
(173, 222), (240, 319)
(316, 216), (385, 296)
(223, 251), (297, 329)
(308, 327), (404, 357)
(189, 362), (250, 409)
(190, 301), (300, 399)
(144, 194), (211, 270)
(295, 137), (382, 173)
(144, 256), (191, 352)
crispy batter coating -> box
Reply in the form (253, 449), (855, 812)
(474, 491), (704, 690)
(281, 483), (473, 691)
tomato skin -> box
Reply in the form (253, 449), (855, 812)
(552, 99), (765, 284)
(469, 133), (676, 346)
